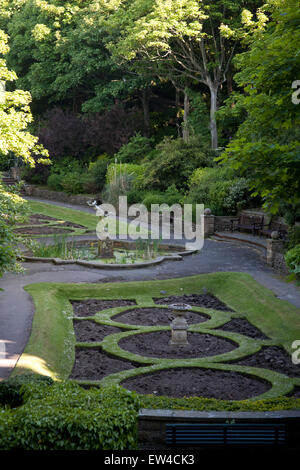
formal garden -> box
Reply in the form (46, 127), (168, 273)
(0, 0), (299, 452)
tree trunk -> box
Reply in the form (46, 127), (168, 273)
(182, 90), (190, 142)
(140, 88), (151, 137)
(209, 84), (218, 150)
(174, 86), (181, 137)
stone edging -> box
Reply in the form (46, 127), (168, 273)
(20, 248), (197, 270)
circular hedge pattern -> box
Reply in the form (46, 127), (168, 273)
(70, 298), (297, 400)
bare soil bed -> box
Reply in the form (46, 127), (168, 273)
(69, 296), (296, 400)
(73, 320), (125, 342)
(71, 299), (137, 317)
(216, 318), (269, 340)
(15, 226), (73, 235)
(233, 346), (300, 378)
(154, 293), (234, 312)
(118, 330), (237, 359)
(121, 367), (270, 400)
(70, 348), (139, 381)
(113, 307), (209, 326)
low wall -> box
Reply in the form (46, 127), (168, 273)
(23, 184), (98, 206)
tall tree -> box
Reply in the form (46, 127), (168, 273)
(0, 29), (49, 166)
(218, 0), (300, 214)
(108, 0), (263, 149)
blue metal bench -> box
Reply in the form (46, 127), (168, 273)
(165, 423), (286, 446)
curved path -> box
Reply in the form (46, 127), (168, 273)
(0, 198), (299, 380)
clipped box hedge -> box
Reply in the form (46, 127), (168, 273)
(0, 377), (140, 450)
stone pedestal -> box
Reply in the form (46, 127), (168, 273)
(204, 215), (215, 237)
(266, 237), (289, 273)
(97, 238), (114, 258)
(169, 311), (189, 346)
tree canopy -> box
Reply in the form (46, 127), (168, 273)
(0, 28), (49, 167)
(218, 0), (300, 213)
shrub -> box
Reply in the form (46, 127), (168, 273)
(0, 183), (28, 276)
(0, 374), (54, 408)
(47, 173), (63, 191)
(106, 163), (145, 189)
(60, 171), (85, 195)
(287, 226), (300, 250)
(127, 188), (147, 205)
(0, 381), (140, 450)
(141, 136), (214, 191)
(185, 166), (252, 215)
(103, 173), (135, 206)
(87, 154), (111, 192)
(142, 186), (183, 211)
(285, 244), (300, 276)
(114, 133), (153, 163)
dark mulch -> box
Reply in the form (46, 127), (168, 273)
(216, 318), (269, 340)
(121, 367), (270, 400)
(71, 299), (137, 317)
(233, 346), (300, 378)
(70, 348), (138, 381)
(119, 330), (236, 359)
(73, 320), (125, 342)
(16, 215), (56, 226)
(113, 307), (209, 326)
(59, 221), (86, 229)
(153, 294), (234, 312)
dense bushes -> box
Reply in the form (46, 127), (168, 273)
(0, 373), (54, 408)
(113, 133), (153, 163)
(0, 377), (140, 450)
(185, 166), (253, 215)
(0, 183), (28, 277)
(44, 155), (112, 195)
(285, 245), (300, 277)
(141, 136), (214, 192)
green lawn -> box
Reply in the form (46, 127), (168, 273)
(13, 272), (300, 409)
(25, 200), (147, 237)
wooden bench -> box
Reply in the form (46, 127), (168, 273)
(165, 423), (286, 446)
(258, 220), (288, 240)
(231, 214), (264, 235)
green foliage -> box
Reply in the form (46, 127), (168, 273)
(60, 171), (84, 195)
(142, 136), (214, 191)
(0, 182), (28, 276)
(106, 162), (145, 190)
(185, 166), (252, 215)
(114, 133), (153, 164)
(139, 394), (300, 412)
(87, 154), (111, 192)
(142, 185), (183, 210)
(0, 29), (49, 167)
(287, 226), (300, 250)
(285, 245), (300, 276)
(0, 381), (140, 450)
(47, 172), (63, 191)
(0, 374), (53, 408)
(218, 0), (300, 213)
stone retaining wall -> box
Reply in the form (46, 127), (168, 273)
(23, 184), (97, 206)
